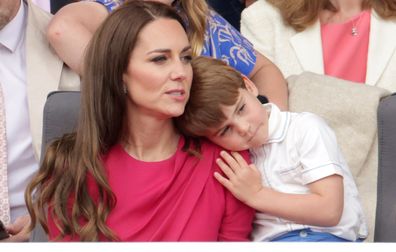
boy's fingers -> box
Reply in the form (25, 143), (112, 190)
(230, 151), (249, 168)
(214, 172), (232, 190)
(216, 158), (235, 179)
(220, 151), (239, 171)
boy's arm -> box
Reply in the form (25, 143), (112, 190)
(215, 151), (344, 227)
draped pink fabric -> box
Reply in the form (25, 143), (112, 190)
(47, 137), (254, 241)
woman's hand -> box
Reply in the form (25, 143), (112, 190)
(3, 215), (31, 242)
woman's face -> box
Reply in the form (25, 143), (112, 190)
(123, 18), (193, 119)
(144, 0), (175, 6)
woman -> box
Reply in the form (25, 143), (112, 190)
(46, 0), (288, 110)
(25, 1), (254, 241)
(241, 0), (396, 92)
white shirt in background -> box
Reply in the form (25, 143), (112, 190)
(31, 0), (50, 13)
(0, 0), (38, 222)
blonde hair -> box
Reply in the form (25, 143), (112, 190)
(178, 0), (208, 56)
(267, 0), (396, 31)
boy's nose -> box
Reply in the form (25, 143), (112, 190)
(237, 121), (250, 136)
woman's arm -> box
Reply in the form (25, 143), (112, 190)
(47, 1), (109, 75)
(205, 10), (288, 110)
(249, 51), (288, 110)
(215, 151), (344, 227)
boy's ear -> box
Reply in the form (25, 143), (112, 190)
(242, 75), (258, 96)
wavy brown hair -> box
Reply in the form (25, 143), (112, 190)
(175, 56), (245, 137)
(25, 1), (187, 241)
(267, 0), (396, 31)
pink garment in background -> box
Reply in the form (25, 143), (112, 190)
(321, 10), (371, 83)
(31, 0), (51, 12)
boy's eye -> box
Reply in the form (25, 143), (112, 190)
(238, 104), (246, 113)
(219, 126), (231, 137)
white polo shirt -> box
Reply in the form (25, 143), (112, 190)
(250, 104), (368, 241)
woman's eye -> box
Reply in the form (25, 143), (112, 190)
(181, 54), (193, 63)
(151, 56), (167, 63)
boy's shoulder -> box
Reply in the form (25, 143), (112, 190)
(287, 111), (339, 147)
(290, 111), (328, 128)
(287, 111), (334, 139)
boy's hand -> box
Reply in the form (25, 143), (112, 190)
(214, 151), (263, 205)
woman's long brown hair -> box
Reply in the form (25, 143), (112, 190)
(267, 0), (396, 31)
(25, 1), (187, 241)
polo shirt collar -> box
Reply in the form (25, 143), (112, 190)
(264, 103), (291, 143)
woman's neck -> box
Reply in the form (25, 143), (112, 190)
(329, 0), (363, 11)
(122, 112), (180, 162)
(322, 0), (364, 23)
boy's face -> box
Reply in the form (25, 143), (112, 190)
(205, 87), (269, 151)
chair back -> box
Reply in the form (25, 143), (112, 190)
(374, 93), (396, 242)
(31, 91), (81, 242)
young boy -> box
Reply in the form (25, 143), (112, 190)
(176, 56), (368, 242)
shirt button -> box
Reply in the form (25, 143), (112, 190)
(299, 230), (308, 238)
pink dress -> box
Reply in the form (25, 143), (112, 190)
(47, 137), (254, 241)
(321, 10), (371, 83)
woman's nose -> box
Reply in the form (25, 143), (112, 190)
(170, 60), (188, 81)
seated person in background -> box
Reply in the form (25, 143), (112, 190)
(176, 56), (368, 242)
(46, 0), (288, 110)
(49, 0), (79, 14)
(207, 0), (244, 30)
(241, 0), (396, 92)
(0, 0), (79, 242)
(25, 1), (254, 241)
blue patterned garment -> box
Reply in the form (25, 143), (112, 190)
(88, 0), (123, 11)
(92, 0), (256, 76)
(202, 10), (256, 76)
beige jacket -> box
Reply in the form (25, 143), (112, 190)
(241, 0), (396, 92)
(25, 0), (80, 159)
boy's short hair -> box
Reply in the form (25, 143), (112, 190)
(176, 56), (246, 137)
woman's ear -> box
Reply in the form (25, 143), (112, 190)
(242, 75), (258, 96)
